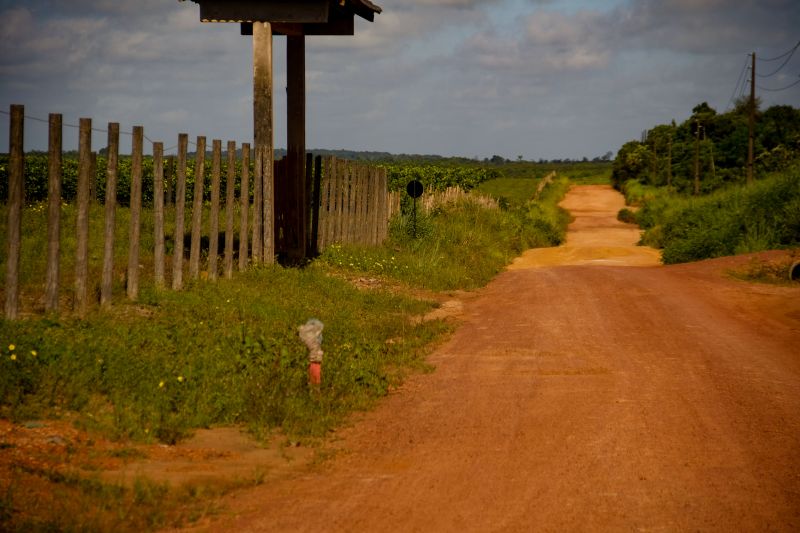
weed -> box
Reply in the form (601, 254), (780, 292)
(728, 252), (800, 286)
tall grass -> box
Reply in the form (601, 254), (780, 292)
(319, 177), (570, 290)
(634, 168), (800, 264)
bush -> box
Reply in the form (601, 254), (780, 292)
(650, 169), (800, 264)
(617, 208), (637, 224)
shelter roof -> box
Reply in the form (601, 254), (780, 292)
(186, 0), (382, 24)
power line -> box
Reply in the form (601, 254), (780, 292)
(757, 44), (799, 78)
(758, 40), (800, 62)
(740, 65), (750, 100)
(726, 56), (750, 110)
(757, 76), (800, 92)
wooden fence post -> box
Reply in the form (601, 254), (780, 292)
(357, 164), (368, 244)
(366, 166), (378, 246)
(334, 159), (344, 244)
(208, 139), (222, 280)
(263, 148), (274, 264)
(44, 113), (62, 313)
(375, 167), (385, 245)
(346, 161), (357, 244)
(273, 158), (285, 257)
(224, 140), (236, 278)
(4, 105), (24, 319)
(317, 157), (331, 252)
(189, 136), (206, 279)
(74, 117), (92, 316)
(172, 133), (188, 290)
(334, 158), (345, 243)
(153, 141), (165, 288)
(100, 123), (119, 307)
(239, 143), (250, 271)
(252, 147), (263, 264)
(350, 163), (361, 244)
(330, 157), (341, 245)
(127, 126), (143, 301)
(310, 155), (322, 256)
(378, 167), (389, 243)
(305, 152), (313, 257)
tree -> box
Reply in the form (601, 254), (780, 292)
(611, 141), (650, 190)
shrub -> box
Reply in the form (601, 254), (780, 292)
(652, 169), (800, 264)
(617, 208), (637, 224)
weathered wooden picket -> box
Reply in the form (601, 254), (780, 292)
(2, 105), (397, 319)
(312, 156), (399, 253)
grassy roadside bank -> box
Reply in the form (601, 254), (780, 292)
(619, 165), (800, 264)
(1, 174), (571, 531)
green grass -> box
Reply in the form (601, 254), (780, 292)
(0, 174), (572, 531)
(561, 166), (611, 185)
(318, 177), (571, 291)
(0, 266), (446, 442)
(0, 176), (571, 439)
(629, 167), (800, 263)
(476, 177), (539, 207)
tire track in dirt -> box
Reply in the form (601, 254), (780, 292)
(184, 185), (800, 532)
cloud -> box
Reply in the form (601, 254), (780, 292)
(0, 0), (797, 159)
(619, 0), (800, 54)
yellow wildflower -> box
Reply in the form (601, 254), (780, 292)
(177, 376), (184, 383)
(8, 344), (15, 351)
(158, 381), (165, 388)
(10, 354), (17, 361)
(30, 350), (37, 356)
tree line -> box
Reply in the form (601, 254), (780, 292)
(612, 98), (800, 194)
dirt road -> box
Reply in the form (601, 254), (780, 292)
(196, 185), (800, 531)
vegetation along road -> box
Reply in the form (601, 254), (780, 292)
(186, 185), (800, 532)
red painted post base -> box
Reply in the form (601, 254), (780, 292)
(308, 362), (321, 386)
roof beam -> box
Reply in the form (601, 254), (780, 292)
(199, 0), (329, 23)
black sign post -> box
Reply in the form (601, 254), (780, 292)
(406, 179), (424, 238)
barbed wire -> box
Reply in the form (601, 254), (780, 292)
(0, 108), (202, 153)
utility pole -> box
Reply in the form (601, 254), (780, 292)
(707, 127), (716, 181)
(747, 51), (755, 185)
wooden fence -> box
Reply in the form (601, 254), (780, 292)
(420, 187), (498, 212)
(2, 105), (397, 319)
(312, 157), (400, 252)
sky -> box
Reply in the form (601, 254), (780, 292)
(0, 0), (799, 160)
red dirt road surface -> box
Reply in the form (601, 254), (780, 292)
(191, 185), (800, 532)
